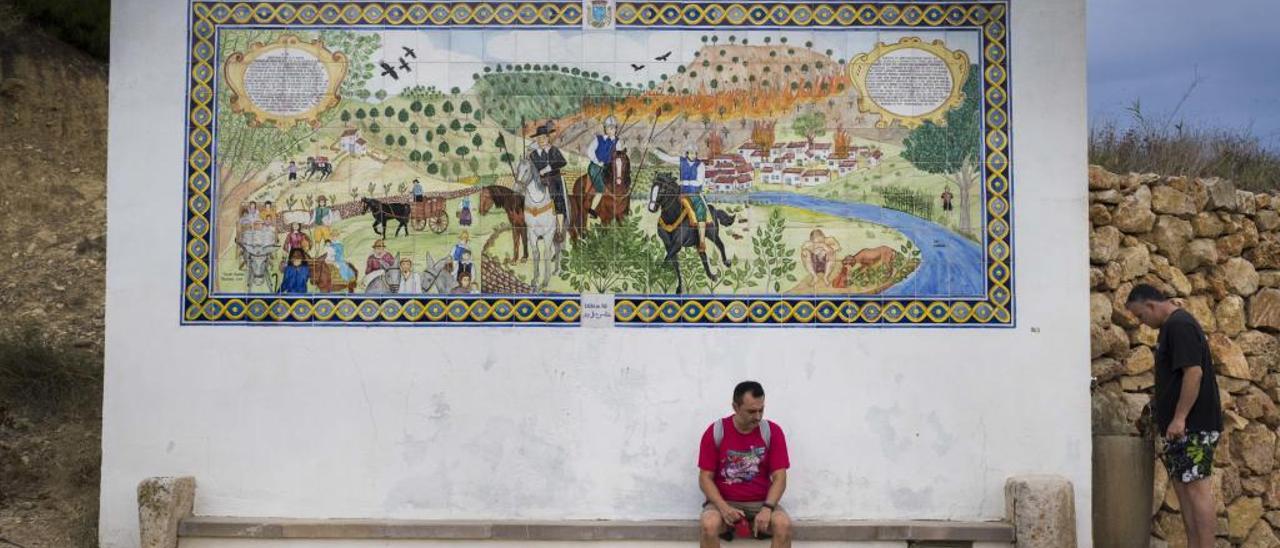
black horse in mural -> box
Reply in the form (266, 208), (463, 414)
(360, 197), (411, 238)
(646, 172), (734, 294)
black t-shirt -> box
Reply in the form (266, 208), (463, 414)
(1154, 309), (1223, 432)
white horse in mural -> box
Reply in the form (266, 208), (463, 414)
(514, 157), (562, 291)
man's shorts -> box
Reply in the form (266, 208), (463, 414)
(1161, 430), (1220, 483)
(701, 500), (786, 521)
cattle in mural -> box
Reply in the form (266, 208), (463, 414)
(189, 12), (1013, 325)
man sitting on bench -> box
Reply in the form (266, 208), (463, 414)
(698, 381), (792, 547)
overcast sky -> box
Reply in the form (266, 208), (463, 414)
(1089, 0), (1280, 144)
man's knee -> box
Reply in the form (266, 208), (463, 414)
(700, 511), (723, 536)
(772, 512), (792, 539)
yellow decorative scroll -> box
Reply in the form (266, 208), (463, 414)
(223, 34), (348, 128)
(848, 37), (970, 129)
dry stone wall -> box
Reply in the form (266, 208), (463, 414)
(1089, 165), (1280, 547)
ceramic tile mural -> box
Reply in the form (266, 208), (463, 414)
(182, 1), (1013, 326)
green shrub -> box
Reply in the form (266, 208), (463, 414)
(0, 328), (101, 417)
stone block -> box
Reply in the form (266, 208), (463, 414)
(139, 476), (196, 548)
(1005, 475), (1078, 548)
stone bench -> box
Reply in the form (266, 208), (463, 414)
(142, 476), (1078, 548)
(178, 516), (1016, 544)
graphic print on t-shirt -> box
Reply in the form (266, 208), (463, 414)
(722, 446), (766, 484)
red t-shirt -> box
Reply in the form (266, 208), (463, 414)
(697, 416), (790, 502)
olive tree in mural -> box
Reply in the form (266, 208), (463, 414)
(901, 65), (982, 238)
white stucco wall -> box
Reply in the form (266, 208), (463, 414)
(103, 1), (1090, 547)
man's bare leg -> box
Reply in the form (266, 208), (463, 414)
(1169, 481), (1198, 547)
(700, 509), (726, 548)
(1181, 478), (1216, 548)
(769, 509), (793, 548)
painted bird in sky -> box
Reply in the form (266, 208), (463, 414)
(399, 58), (412, 72)
(630, 63), (645, 71)
(402, 46), (417, 59)
(654, 51), (671, 61)
(380, 61), (399, 80)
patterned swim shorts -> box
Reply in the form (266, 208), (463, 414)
(1161, 431), (1220, 483)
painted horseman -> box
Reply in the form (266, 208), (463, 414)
(654, 146), (711, 251)
(584, 115), (623, 219)
(527, 122), (569, 240)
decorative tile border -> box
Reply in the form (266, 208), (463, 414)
(182, 1), (1012, 327)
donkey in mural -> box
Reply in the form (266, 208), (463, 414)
(647, 172), (734, 294)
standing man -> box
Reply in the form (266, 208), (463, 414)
(1125, 284), (1222, 548)
(698, 381), (792, 548)
(940, 186), (954, 213)
(584, 115), (622, 218)
(412, 178), (425, 202)
(288, 160), (298, 182)
(528, 122), (568, 240)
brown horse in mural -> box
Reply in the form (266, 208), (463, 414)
(569, 149), (632, 242)
(309, 253), (358, 293)
(480, 185), (528, 263)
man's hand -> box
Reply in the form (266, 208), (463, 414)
(1166, 417), (1187, 441)
(539, 166), (551, 175)
(718, 503), (745, 525)
(753, 508), (772, 537)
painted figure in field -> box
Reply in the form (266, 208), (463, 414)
(450, 231), (471, 269)
(279, 248), (311, 294)
(282, 222), (311, 255)
(800, 229), (841, 289)
(313, 195), (334, 243)
(260, 201), (278, 225)
(239, 201), (260, 227)
(412, 178), (424, 202)
(458, 195), (473, 227)
(398, 258), (423, 294)
(940, 186), (954, 212)
(584, 115), (622, 217)
(527, 123), (568, 239)
(287, 160), (298, 182)
(323, 230), (357, 284)
(647, 172), (734, 294)
(364, 239), (397, 289)
(455, 272), (480, 294)
(653, 147), (712, 251)
(516, 156), (563, 291)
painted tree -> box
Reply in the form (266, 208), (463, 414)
(398, 109), (409, 123)
(460, 100), (472, 114)
(792, 111), (826, 146)
(471, 134), (483, 149)
(398, 135), (407, 147)
(901, 65), (981, 236)
(354, 108), (365, 119)
(425, 104), (436, 117)
(384, 106), (394, 117)
(340, 110), (351, 122)
(443, 101), (453, 114)
(410, 100), (423, 113)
